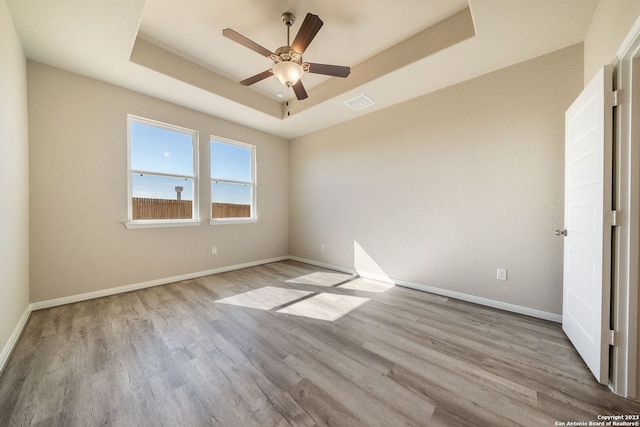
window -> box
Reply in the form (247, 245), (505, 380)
(127, 116), (199, 226)
(210, 137), (256, 223)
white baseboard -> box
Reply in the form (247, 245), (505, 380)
(30, 256), (289, 311)
(0, 306), (31, 375)
(394, 279), (562, 323)
(289, 256), (562, 323)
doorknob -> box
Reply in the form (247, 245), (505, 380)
(555, 229), (567, 236)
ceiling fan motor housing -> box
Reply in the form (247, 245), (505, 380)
(273, 46), (304, 65)
(281, 12), (295, 27)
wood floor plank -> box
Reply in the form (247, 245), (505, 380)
(1, 260), (639, 426)
(207, 331), (316, 426)
(291, 378), (365, 427)
(284, 352), (420, 426)
(360, 333), (556, 426)
(387, 363), (510, 427)
(278, 315), (436, 423)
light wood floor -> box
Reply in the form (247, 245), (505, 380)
(1, 260), (639, 426)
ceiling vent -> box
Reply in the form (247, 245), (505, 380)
(344, 94), (375, 111)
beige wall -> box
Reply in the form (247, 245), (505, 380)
(584, 0), (640, 83)
(289, 44), (583, 315)
(27, 62), (289, 303)
(0, 0), (30, 365)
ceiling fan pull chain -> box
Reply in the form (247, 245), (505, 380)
(286, 88), (292, 116)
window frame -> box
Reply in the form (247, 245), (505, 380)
(209, 136), (257, 225)
(125, 115), (200, 229)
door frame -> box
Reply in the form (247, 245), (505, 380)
(611, 16), (640, 399)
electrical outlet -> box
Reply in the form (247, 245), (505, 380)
(497, 268), (507, 281)
(211, 247), (217, 255)
(320, 243), (325, 251)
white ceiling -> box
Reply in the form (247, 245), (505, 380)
(6, 0), (599, 139)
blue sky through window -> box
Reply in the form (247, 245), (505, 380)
(130, 122), (193, 176)
(130, 120), (195, 200)
(211, 140), (251, 182)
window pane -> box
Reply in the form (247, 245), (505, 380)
(131, 174), (193, 220)
(211, 140), (251, 182)
(131, 121), (194, 176)
(212, 181), (251, 218)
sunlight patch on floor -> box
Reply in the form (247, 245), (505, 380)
(286, 272), (355, 287)
(215, 269), (392, 322)
(215, 286), (312, 310)
(338, 277), (394, 293)
(277, 293), (369, 321)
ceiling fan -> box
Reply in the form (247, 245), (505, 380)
(222, 12), (351, 100)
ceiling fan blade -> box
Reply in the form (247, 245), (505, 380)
(222, 28), (274, 57)
(240, 69), (273, 86)
(291, 13), (323, 54)
(307, 63), (350, 78)
(292, 80), (308, 100)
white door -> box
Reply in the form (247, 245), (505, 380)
(562, 65), (613, 385)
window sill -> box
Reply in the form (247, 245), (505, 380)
(124, 220), (203, 229)
(209, 218), (257, 226)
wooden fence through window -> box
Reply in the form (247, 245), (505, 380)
(212, 202), (250, 218)
(132, 198), (250, 220)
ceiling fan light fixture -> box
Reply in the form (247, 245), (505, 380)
(272, 60), (304, 87)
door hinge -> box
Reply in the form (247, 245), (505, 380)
(605, 210), (619, 227)
(606, 89), (620, 107)
(609, 330), (621, 346)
